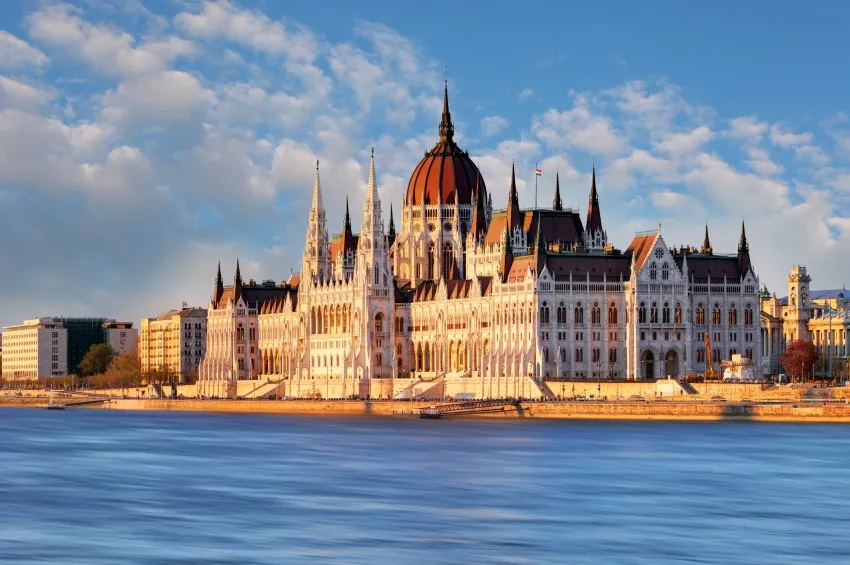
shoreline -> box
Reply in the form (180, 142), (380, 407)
(4, 396), (850, 423)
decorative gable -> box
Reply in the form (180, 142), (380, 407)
(637, 234), (682, 284)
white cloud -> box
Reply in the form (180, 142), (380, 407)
(0, 76), (55, 109)
(746, 147), (783, 177)
(726, 116), (767, 142)
(519, 88), (533, 100)
(769, 124), (813, 148)
(481, 115), (508, 137)
(654, 126), (713, 155)
(0, 31), (48, 69)
(27, 3), (193, 77)
(532, 96), (627, 155)
(175, 0), (318, 61)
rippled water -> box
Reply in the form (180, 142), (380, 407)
(1, 409), (849, 564)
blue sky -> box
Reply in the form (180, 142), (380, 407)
(1, 0), (849, 328)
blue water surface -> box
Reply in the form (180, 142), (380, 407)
(0, 408), (848, 564)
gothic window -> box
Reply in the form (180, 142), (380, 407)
(675, 303), (683, 324)
(557, 302), (567, 325)
(790, 293), (796, 307)
(540, 302), (550, 324)
(428, 243), (436, 280)
(592, 348), (601, 363)
(236, 324), (245, 342)
(574, 303), (584, 324)
(576, 348), (584, 362)
(662, 262), (669, 281)
(639, 302), (647, 324)
(609, 348), (617, 363)
(744, 305), (753, 326)
(696, 348), (705, 363)
(376, 352), (383, 366)
(374, 312), (384, 334)
(442, 242), (454, 278)
(543, 348), (549, 363)
(712, 304), (721, 325)
(238, 358), (245, 370)
(560, 348), (567, 362)
(712, 349), (720, 363)
(662, 302), (670, 324)
(729, 304), (738, 325)
(591, 302), (601, 325)
(696, 304), (705, 325)
(650, 302), (659, 324)
(650, 261), (657, 281)
(607, 303), (618, 325)
(745, 348), (753, 359)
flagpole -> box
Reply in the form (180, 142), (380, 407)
(534, 161), (538, 209)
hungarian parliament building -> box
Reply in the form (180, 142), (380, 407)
(198, 85), (762, 398)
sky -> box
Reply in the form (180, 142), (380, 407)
(1, 0), (850, 329)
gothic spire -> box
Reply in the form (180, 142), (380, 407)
(234, 259), (242, 285)
(700, 224), (713, 255)
(311, 159), (323, 212)
(507, 160), (521, 229)
(212, 261), (224, 306)
(387, 202), (396, 246)
(738, 220), (749, 253)
(233, 259), (243, 302)
(534, 222), (547, 273)
(499, 225), (514, 282)
(343, 196), (352, 233)
(585, 164), (603, 233)
(738, 220), (751, 276)
(553, 169), (563, 211)
(470, 170), (487, 241)
(438, 80), (454, 143)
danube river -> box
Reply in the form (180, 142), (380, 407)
(1, 409), (849, 564)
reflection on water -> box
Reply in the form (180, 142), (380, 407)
(1, 409), (849, 564)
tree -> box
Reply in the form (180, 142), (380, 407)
(779, 340), (819, 383)
(100, 352), (142, 390)
(79, 343), (115, 377)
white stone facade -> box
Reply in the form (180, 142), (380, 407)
(197, 89), (762, 398)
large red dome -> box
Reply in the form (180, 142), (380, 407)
(405, 84), (487, 207)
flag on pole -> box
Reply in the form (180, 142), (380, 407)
(535, 168), (542, 176)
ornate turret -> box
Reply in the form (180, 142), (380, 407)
(212, 261), (224, 306)
(506, 161), (522, 231)
(303, 160), (330, 281)
(469, 171), (487, 242)
(233, 259), (243, 303)
(553, 169), (563, 211)
(387, 202), (396, 247)
(700, 224), (713, 255)
(499, 225), (514, 282)
(534, 223), (547, 274)
(356, 148), (389, 286)
(584, 165), (607, 251)
(738, 220), (751, 277)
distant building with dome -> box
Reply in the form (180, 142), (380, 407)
(197, 84), (762, 399)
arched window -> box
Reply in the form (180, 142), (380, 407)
(236, 324), (245, 342)
(674, 303), (683, 324)
(712, 349), (720, 363)
(696, 304), (705, 325)
(696, 348), (705, 363)
(650, 261), (657, 280)
(729, 304), (737, 325)
(428, 243), (436, 279)
(557, 302), (567, 325)
(745, 348), (753, 359)
(608, 303), (618, 325)
(574, 303), (584, 324)
(591, 302), (601, 325)
(662, 262), (669, 281)
(639, 302), (647, 324)
(374, 312), (384, 334)
(650, 302), (658, 324)
(592, 348), (601, 363)
(540, 302), (550, 324)
(662, 302), (670, 324)
(376, 352), (383, 366)
(442, 242), (454, 278)
(712, 304), (721, 325)
(609, 348), (618, 363)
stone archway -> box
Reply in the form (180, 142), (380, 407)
(641, 350), (655, 380)
(665, 350), (679, 379)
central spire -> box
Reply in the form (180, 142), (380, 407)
(438, 80), (454, 143)
(701, 224), (713, 255)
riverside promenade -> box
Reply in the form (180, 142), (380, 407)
(5, 394), (850, 422)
